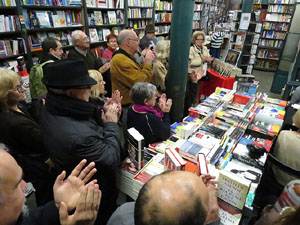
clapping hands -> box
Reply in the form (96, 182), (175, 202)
(158, 93), (172, 113)
(190, 69), (205, 83)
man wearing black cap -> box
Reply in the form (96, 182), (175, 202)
(40, 58), (122, 225)
(139, 24), (157, 51)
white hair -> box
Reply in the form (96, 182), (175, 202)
(71, 30), (84, 43)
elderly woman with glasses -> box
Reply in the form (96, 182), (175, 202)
(0, 68), (55, 206)
(189, 31), (214, 72)
(102, 33), (118, 60)
(127, 82), (172, 146)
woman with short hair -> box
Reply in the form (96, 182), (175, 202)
(102, 33), (118, 60)
(127, 82), (172, 146)
(0, 68), (54, 206)
(189, 31), (213, 72)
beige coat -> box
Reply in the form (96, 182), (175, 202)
(273, 130), (300, 186)
(189, 44), (210, 73)
(152, 60), (167, 92)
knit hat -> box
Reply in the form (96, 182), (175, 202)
(145, 24), (155, 33)
(42, 59), (97, 89)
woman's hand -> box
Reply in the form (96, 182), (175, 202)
(190, 69), (205, 83)
(158, 93), (172, 113)
(203, 55), (214, 63)
(111, 90), (122, 104)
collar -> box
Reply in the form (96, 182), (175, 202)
(113, 48), (141, 67)
(75, 46), (88, 56)
(45, 91), (100, 120)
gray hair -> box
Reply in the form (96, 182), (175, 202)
(71, 30), (84, 43)
(130, 82), (157, 105)
(156, 40), (170, 60)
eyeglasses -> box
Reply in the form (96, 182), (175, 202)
(12, 82), (24, 93)
(109, 40), (117, 43)
(81, 37), (90, 42)
(196, 38), (204, 41)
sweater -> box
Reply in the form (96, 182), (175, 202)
(189, 44), (210, 72)
(68, 48), (102, 70)
(210, 30), (225, 49)
(110, 48), (152, 105)
(102, 48), (116, 59)
(127, 105), (171, 146)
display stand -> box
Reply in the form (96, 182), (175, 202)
(198, 68), (235, 99)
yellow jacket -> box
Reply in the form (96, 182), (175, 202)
(110, 49), (153, 105)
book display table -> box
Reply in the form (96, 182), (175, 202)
(198, 68), (235, 99)
(118, 85), (286, 225)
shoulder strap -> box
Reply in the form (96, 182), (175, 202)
(40, 60), (54, 67)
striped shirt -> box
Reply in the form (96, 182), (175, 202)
(211, 31), (225, 49)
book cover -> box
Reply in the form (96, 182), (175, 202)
(36, 11), (51, 28)
(218, 170), (251, 210)
(107, 11), (116, 24)
(164, 149), (186, 171)
(127, 127), (145, 170)
(89, 28), (99, 42)
(218, 199), (242, 225)
(94, 11), (103, 25)
(102, 28), (110, 41)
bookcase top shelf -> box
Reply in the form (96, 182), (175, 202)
(128, 6), (153, 9)
(0, 31), (22, 35)
(27, 26), (84, 32)
(258, 46), (283, 50)
(155, 21), (171, 24)
(87, 7), (125, 11)
(155, 10), (172, 12)
(0, 6), (17, 10)
(89, 24), (125, 28)
(0, 54), (24, 60)
(128, 17), (153, 20)
(21, 5), (82, 10)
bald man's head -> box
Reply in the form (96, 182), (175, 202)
(118, 29), (139, 55)
(134, 171), (209, 225)
(0, 147), (28, 225)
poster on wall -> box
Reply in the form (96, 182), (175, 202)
(239, 13), (251, 30)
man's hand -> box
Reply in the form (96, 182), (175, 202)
(101, 103), (119, 123)
(54, 159), (97, 211)
(200, 174), (218, 190)
(143, 47), (156, 64)
(59, 184), (101, 225)
(99, 62), (110, 74)
(158, 93), (172, 113)
(190, 69), (205, 83)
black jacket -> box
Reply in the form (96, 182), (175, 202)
(68, 48), (103, 70)
(127, 105), (171, 146)
(21, 201), (59, 225)
(40, 91), (121, 225)
(40, 53), (60, 64)
(0, 104), (55, 205)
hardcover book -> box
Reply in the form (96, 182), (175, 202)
(127, 127), (145, 170)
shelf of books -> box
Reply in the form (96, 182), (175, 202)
(0, 1), (27, 63)
(254, 0), (295, 72)
(154, 0), (171, 39)
(21, 0), (83, 53)
(127, 0), (154, 37)
(192, 0), (201, 32)
(87, 0), (125, 43)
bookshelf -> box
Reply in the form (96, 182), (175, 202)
(127, 0), (154, 37)
(86, 0), (125, 43)
(254, 0), (295, 72)
(0, 1), (28, 67)
(21, 0), (84, 65)
(193, 0), (201, 31)
(154, 0), (171, 39)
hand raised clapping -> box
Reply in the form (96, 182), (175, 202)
(158, 93), (172, 113)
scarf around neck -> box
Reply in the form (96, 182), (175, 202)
(133, 104), (163, 119)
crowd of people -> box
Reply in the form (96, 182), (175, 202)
(0, 23), (299, 225)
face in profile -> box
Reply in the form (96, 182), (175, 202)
(0, 151), (28, 225)
(6, 79), (27, 106)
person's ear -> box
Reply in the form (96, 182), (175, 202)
(49, 48), (55, 54)
(144, 98), (150, 106)
(64, 89), (72, 97)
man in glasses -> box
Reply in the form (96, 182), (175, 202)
(40, 59), (122, 225)
(68, 30), (110, 75)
